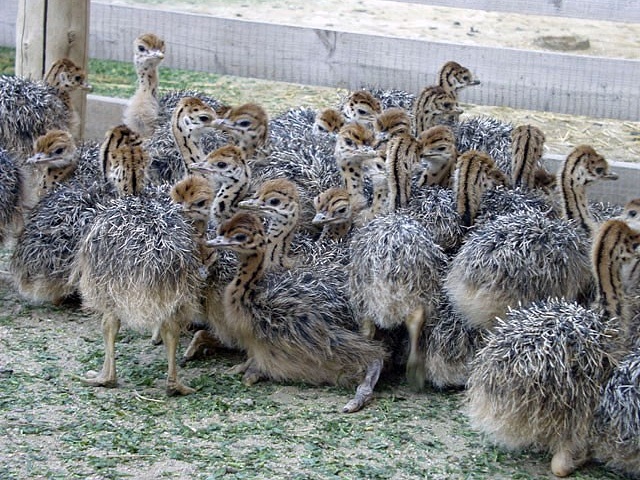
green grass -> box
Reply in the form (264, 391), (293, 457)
(0, 46), (15, 74)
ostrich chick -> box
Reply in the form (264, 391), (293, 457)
(73, 125), (201, 396)
(190, 145), (252, 224)
(312, 187), (353, 242)
(24, 129), (78, 205)
(414, 124), (458, 189)
(341, 90), (382, 128)
(207, 212), (387, 412)
(146, 95), (222, 185)
(313, 108), (345, 136)
(0, 57), (90, 157)
(123, 33), (166, 138)
(9, 130), (110, 306)
(412, 86), (462, 136)
(213, 103), (270, 163)
(437, 60), (481, 97)
(170, 175), (217, 270)
(334, 122), (378, 216)
(237, 178), (301, 269)
(42, 58), (92, 140)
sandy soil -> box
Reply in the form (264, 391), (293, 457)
(113, 0), (640, 60)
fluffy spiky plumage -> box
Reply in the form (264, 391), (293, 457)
(454, 116), (513, 171)
(349, 212), (448, 330)
(269, 106), (319, 148)
(0, 75), (69, 157)
(589, 201), (624, 224)
(475, 185), (557, 224)
(74, 189), (202, 330)
(422, 298), (487, 389)
(251, 128), (343, 231)
(467, 299), (619, 455)
(70, 142), (103, 187)
(446, 212), (592, 329)
(593, 348), (640, 478)
(409, 185), (465, 253)
(239, 259), (386, 403)
(10, 179), (114, 304)
(364, 87), (415, 111)
(0, 148), (25, 244)
(349, 211), (449, 390)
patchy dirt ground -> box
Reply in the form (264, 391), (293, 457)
(0, 268), (624, 479)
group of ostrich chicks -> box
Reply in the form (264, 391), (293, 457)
(1, 31), (640, 478)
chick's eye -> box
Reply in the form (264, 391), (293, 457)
(54, 147), (65, 155)
(357, 108), (368, 116)
(629, 210), (637, 218)
(268, 198), (281, 206)
(233, 233), (247, 242)
(198, 115), (211, 123)
(336, 207), (347, 214)
(216, 162), (228, 169)
(194, 200), (207, 208)
(137, 45), (146, 52)
(237, 120), (252, 128)
(344, 138), (354, 147)
(595, 167), (605, 175)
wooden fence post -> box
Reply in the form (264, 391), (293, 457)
(15, 0), (90, 139)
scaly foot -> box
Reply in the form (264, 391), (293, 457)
(242, 365), (263, 386)
(83, 369), (117, 388)
(180, 330), (223, 366)
(342, 359), (383, 413)
(227, 358), (252, 375)
(166, 380), (196, 396)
